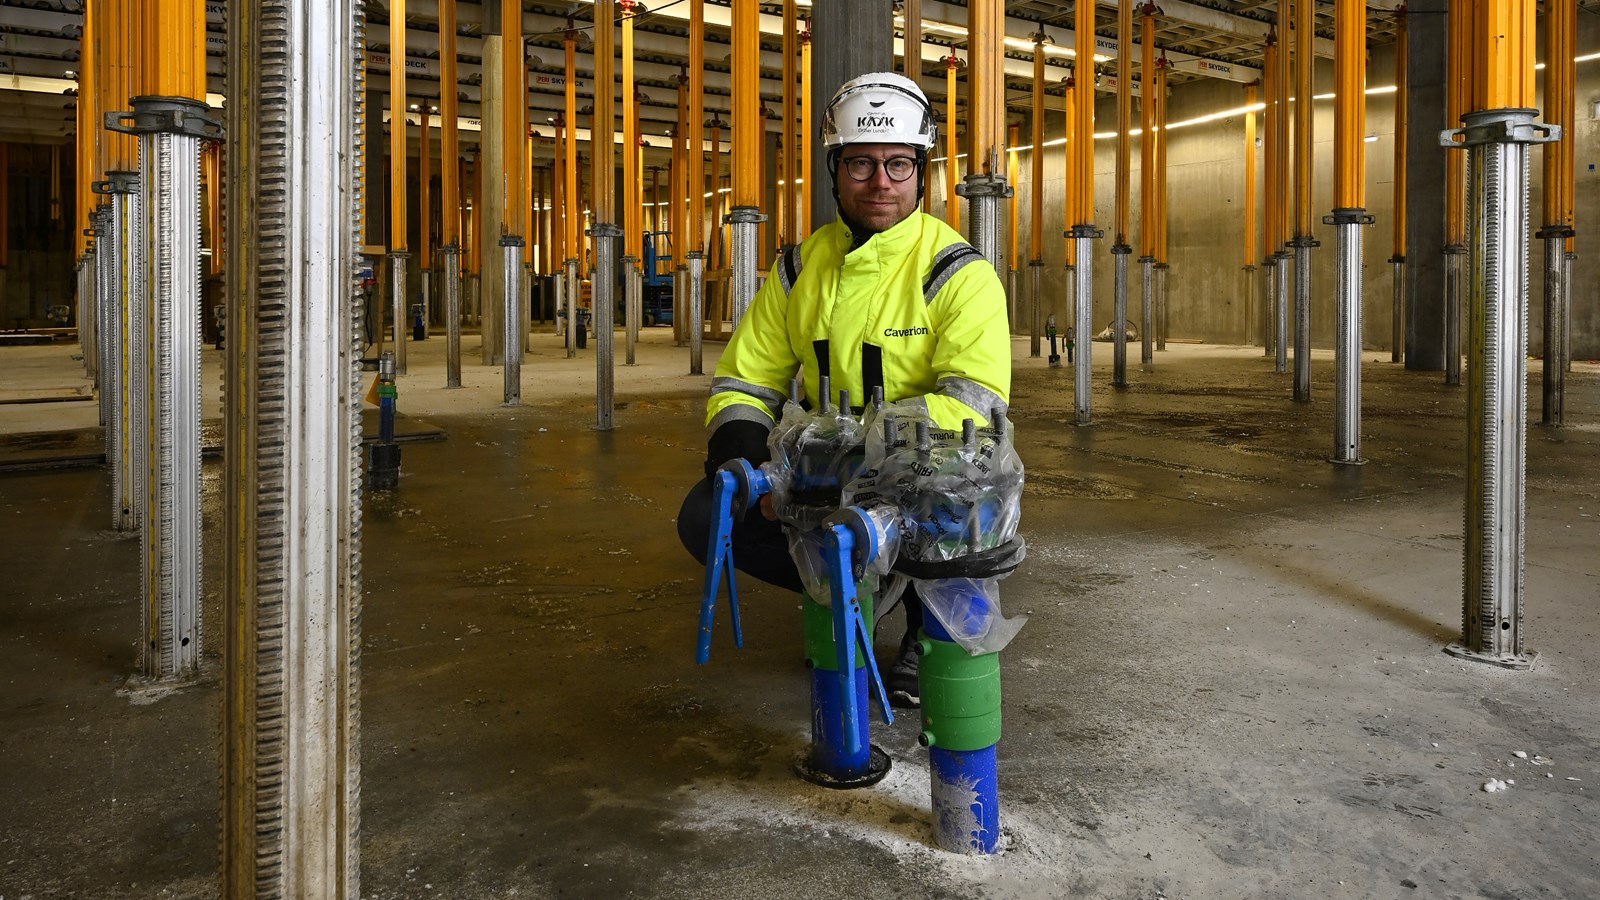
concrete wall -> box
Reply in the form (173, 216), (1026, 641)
(937, 20), (1600, 360)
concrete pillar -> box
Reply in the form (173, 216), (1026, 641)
(808, 0), (893, 227)
(1403, 0), (1447, 371)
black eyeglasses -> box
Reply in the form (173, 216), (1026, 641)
(839, 155), (920, 183)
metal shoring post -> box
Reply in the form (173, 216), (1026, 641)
(1064, 262), (1075, 363)
(388, 251), (408, 374)
(94, 210), (112, 437)
(1328, 211), (1368, 464)
(552, 259), (566, 339)
(1155, 261), (1169, 352)
(1014, 268), (1026, 351)
(221, 0), (363, 886)
(501, 236), (523, 405)
(1260, 257), (1274, 357)
(727, 207), (765, 329)
(565, 257), (578, 358)
(1292, 236), (1316, 401)
(593, 223), (621, 430)
(115, 96), (216, 681)
(100, 173), (141, 532)
(623, 255), (639, 365)
(688, 251), (705, 374)
(1139, 255), (1154, 364)
(1442, 107), (1556, 671)
(959, 171), (1010, 283)
(1390, 256), (1404, 363)
(1029, 261), (1044, 358)
(1072, 229), (1099, 424)
(443, 243), (462, 386)
(1111, 245), (1130, 387)
(1536, 227), (1571, 426)
(1274, 251), (1290, 374)
(1444, 244), (1465, 385)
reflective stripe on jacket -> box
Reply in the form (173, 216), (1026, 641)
(706, 211), (1010, 436)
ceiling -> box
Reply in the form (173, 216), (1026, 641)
(0, 0), (1587, 147)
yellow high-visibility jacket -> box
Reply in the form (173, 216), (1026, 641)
(706, 211), (1010, 443)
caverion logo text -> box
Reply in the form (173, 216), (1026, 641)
(857, 115), (896, 128)
(883, 326), (930, 338)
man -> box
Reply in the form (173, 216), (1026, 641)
(677, 72), (1011, 708)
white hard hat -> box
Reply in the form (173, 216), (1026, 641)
(819, 72), (937, 150)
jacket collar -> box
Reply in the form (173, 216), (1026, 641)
(827, 209), (923, 258)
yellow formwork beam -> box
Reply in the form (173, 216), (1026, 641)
(1156, 63), (1168, 263)
(689, 0), (705, 252)
(440, 0), (459, 248)
(75, 3), (96, 254)
(1062, 73), (1075, 264)
(203, 142), (222, 275)
(1543, 0), (1575, 248)
(1470, 0), (1536, 111)
(501, 0), (524, 238)
(1244, 83), (1258, 267)
(1391, 10), (1407, 260)
(800, 20), (812, 237)
(1030, 35), (1046, 263)
(1114, 0), (1132, 246)
(1263, 40), (1279, 261)
(147, 0), (205, 101)
(1008, 122), (1020, 271)
(1139, 10), (1156, 260)
(1073, 0), (1095, 227)
(553, 118), (567, 266)
(593, 0), (615, 228)
(623, 1), (641, 258)
(941, 55), (958, 219)
(782, 0), (798, 245)
(421, 107), (432, 266)
(564, 26), (580, 257)
(390, 0), (407, 251)
(967, 0), (1005, 175)
(674, 70), (688, 259)
(1063, 73), (1076, 266)
(1274, 5), (1290, 250)
(1445, 0), (1467, 245)
(1293, 0), (1313, 237)
(732, 0), (760, 210)
(1333, 0), (1365, 211)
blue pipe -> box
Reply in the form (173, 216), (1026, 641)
(807, 665), (873, 778)
(922, 612), (1000, 855)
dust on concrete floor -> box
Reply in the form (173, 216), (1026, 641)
(1, 331), (1598, 899)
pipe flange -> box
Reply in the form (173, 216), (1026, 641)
(387, 249), (414, 259)
(1441, 244), (1468, 256)
(1153, 261), (1170, 270)
(1066, 225), (1104, 239)
(1323, 208), (1375, 226)
(792, 744), (892, 790)
(956, 173), (1013, 199)
(1534, 225), (1576, 240)
(724, 205), (768, 225)
(1137, 254), (1155, 264)
(684, 250), (705, 260)
(1387, 254), (1406, 264)
(92, 170), (140, 195)
(106, 96), (223, 140)
(1028, 259), (1047, 269)
(1288, 235), (1321, 249)
(588, 223), (624, 238)
(1111, 243), (1133, 255)
(1440, 108), (1559, 149)
(498, 236), (525, 247)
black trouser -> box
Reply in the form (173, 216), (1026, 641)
(677, 476), (923, 641)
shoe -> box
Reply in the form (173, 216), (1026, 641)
(885, 635), (922, 709)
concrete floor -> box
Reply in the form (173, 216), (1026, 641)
(1, 327), (1598, 899)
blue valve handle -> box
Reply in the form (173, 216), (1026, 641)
(824, 520), (894, 756)
(696, 461), (772, 665)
